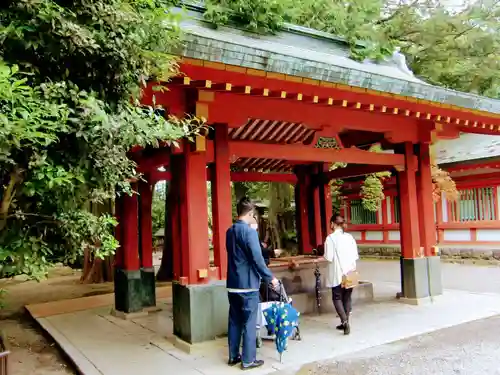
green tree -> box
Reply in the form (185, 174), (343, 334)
(0, 0), (202, 281)
(205, 0), (500, 96)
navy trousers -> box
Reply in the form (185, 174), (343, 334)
(227, 291), (259, 365)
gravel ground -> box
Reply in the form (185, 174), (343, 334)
(288, 315), (500, 375)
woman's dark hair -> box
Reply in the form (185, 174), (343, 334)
(330, 214), (346, 230)
(237, 197), (255, 216)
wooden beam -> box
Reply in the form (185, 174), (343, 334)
(137, 141), (215, 173)
(321, 164), (395, 182)
(228, 141), (406, 166)
(149, 169), (297, 184)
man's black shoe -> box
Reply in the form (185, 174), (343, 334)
(241, 360), (264, 370)
(228, 356), (242, 366)
(336, 324), (344, 330)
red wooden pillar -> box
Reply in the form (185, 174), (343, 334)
(294, 166), (312, 254)
(179, 140), (210, 284)
(121, 188), (140, 271)
(138, 181), (154, 269)
(416, 143), (437, 257)
(320, 163), (333, 239)
(398, 143), (421, 259)
(311, 165), (323, 249)
(169, 155), (183, 281)
(138, 180), (156, 307)
(211, 124), (232, 279)
(114, 186), (143, 313)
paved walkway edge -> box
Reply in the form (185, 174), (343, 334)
(35, 316), (103, 375)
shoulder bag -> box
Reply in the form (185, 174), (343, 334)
(331, 235), (360, 289)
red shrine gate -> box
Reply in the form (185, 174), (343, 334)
(113, 58), (499, 343)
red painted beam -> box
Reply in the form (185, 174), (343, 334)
(149, 169), (297, 184)
(137, 141), (215, 173)
(233, 171), (297, 183)
(322, 164), (394, 181)
(228, 141), (406, 166)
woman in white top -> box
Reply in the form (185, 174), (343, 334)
(323, 214), (359, 335)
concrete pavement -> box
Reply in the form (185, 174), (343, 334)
(357, 259), (500, 294)
(283, 315), (500, 375)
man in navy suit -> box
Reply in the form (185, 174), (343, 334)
(226, 197), (278, 370)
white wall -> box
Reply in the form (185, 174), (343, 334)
(443, 229), (471, 242)
(350, 231), (362, 241)
(477, 229), (500, 242)
(388, 231), (400, 241)
(366, 231), (383, 241)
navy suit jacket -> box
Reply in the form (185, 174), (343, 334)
(226, 220), (274, 290)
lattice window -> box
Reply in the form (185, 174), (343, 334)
(449, 187), (497, 222)
(349, 199), (377, 224)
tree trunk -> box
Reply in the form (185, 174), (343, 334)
(80, 200), (114, 284)
(80, 249), (114, 284)
(267, 183), (292, 250)
(156, 182), (173, 281)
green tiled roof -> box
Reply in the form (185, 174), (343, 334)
(174, 4), (500, 115)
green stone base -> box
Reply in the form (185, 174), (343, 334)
(401, 257), (443, 300)
(427, 256), (443, 296)
(172, 281), (228, 344)
(141, 268), (156, 308)
(114, 269), (143, 313)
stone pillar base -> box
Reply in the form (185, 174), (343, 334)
(141, 267), (156, 308)
(114, 269), (143, 314)
(400, 256), (443, 300)
(173, 281), (228, 344)
(427, 255), (443, 296)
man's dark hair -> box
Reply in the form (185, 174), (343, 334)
(237, 197), (255, 217)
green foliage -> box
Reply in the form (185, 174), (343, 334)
(360, 144), (391, 212)
(0, 0), (203, 279)
(205, 0), (290, 34)
(267, 183), (293, 249)
(152, 182), (167, 239)
(330, 179), (345, 214)
(0, 0), (182, 103)
(360, 174), (385, 212)
(244, 182), (270, 202)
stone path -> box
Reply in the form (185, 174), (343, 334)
(281, 314), (500, 375)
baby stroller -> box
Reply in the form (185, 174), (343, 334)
(256, 280), (301, 348)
